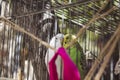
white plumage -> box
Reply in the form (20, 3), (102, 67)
(45, 33), (64, 79)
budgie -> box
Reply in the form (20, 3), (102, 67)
(45, 33), (64, 80)
(63, 34), (86, 79)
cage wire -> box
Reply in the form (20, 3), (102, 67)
(0, 0), (120, 80)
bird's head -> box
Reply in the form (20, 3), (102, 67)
(55, 33), (64, 45)
(50, 33), (64, 48)
(63, 34), (76, 48)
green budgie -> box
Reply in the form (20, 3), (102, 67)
(63, 34), (86, 79)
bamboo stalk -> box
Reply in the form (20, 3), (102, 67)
(84, 24), (120, 80)
(94, 33), (120, 80)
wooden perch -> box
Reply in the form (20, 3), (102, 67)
(0, 17), (56, 52)
(94, 32), (120, 80)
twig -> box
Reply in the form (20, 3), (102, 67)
(94, 32), (120, 80)
(84, 24), (120, 80)
(0, 17), (56, 51)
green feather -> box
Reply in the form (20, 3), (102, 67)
(63, 34), (86, 79)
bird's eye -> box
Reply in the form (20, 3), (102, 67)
(55, 37), (57, 39)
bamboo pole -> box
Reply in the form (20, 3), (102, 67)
(84, 24), (120, 80)
(94, 30), (120, 80)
